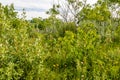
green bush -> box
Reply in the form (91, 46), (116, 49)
(0, 2), (120, 80)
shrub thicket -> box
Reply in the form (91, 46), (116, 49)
(0, 1), (120, 80)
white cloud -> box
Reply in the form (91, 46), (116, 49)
(0, 0), (98, 19)
(17, 11), (50, 19)
(0, 0), (52, 10)
(0, 0), (53, 19)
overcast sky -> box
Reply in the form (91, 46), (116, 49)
(0, 0), (97, 19)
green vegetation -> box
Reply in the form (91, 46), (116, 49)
(0, 0), (120, 80)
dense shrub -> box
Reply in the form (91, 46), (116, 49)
(0, 2), (120, 80)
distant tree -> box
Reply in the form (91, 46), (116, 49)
(30, 17), (45, 30)
(46, 4), (60, 18)
(0, 3), (17, 19)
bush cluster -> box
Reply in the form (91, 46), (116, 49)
(0, 2), (120, 80)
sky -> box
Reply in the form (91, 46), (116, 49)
(0, 0), (97, 19)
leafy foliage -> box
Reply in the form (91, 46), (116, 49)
(0, 1), (120, 80)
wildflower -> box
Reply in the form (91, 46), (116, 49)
(81, 62), (84, 64)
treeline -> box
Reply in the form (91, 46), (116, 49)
(0, 0), (120, 80)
